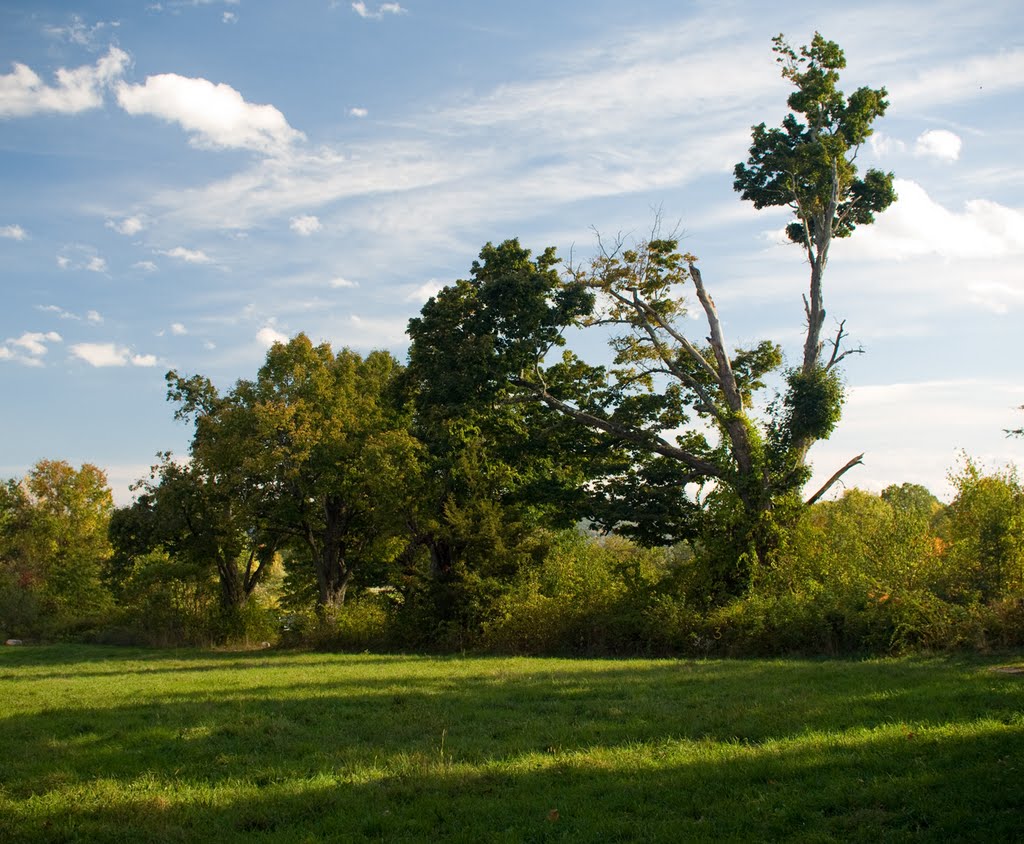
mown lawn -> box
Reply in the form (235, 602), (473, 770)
(0, 645), (1021, 842)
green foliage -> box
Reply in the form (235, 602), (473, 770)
(482, 530), (682, 655)
(110, 455), (277, 625)
(0, 461), (114, 639)
(408, 239), (593, 410)
(168, 335), (417, 608)
(734, 32), (896, 247)
(106, 549), (219, 646)
(944, 456), (1024, 601)
(279, 597), (392, 651)
(777, 365), (845, 445)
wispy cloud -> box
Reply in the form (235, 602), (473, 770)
(37, 304), (78, 320)
(329, 277), (358, 288)
(55, 245), (109, 272)
(349, 107), (368, 117)
(351, 2), (406, 20)
(43, 15), (121, 50)
(36, 304), (103, 322)
(890, 48), (1024, 109)
(1, 224), (27, 240)
(329, 313), (408, 348)
(106, 215), (145, 235)
(0, 46), (129, 117)
(289, 214), (322, 236)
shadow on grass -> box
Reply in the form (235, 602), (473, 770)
(3, 724), (1021, 842)
(1, 649), (1022, 841)
(0, 644), (414, 680)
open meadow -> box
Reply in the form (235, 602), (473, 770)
(1, 645), (1022, 842)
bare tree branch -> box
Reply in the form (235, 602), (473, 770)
(805, 452), (864, 505)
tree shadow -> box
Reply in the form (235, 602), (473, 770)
(1, 650), (1022, 841)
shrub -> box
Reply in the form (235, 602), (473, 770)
(482, 530), (676, 655)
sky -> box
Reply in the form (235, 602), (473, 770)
(2, 0), (1023, 506)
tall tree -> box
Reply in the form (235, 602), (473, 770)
(168, 334), (415, 608)
(407, 34), (895, 596)
(110, 454), (276, 616)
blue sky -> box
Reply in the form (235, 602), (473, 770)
(2, 0), (1023, 505)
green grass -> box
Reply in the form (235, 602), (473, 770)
(0, 646), (1022, 842)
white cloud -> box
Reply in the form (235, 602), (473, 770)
(808, 379), (1024, 502)
(850, 179), (1024, 261)
(7, 331), (62, 356)
(1, 224), (27, 240)
(256, 325), (288, 346)
(333, 313), (408, 347)
(404, 279), (445, 302)
(868, 132), (906, 158)
(162, 246), (212, 263)
(133, 260), (158, 272)
(349, 107), (368, 117)
(56, 246), (109, 272)
(289, 214), (322, 236)
(69, 342), (157, 367)
(1, 331), (62, 366)
(170, 322), (188, 335)
(914, 129), (962, 163)
(115, 73), (305, 154)
(37, 304), (79, 320)
(33, 306), (103, 326)
(329, 276), (358, 288)
(69, 342), (129, 367)
(151, 142), (457, 231)
(223, 11), (237, 23)
(0, 46), (129, 117)
(106, 216), (145, 235)
(351, 2), (406, 19)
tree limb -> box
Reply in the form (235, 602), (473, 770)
(805, 453), (864, 505)
(510, 376), (722, 478)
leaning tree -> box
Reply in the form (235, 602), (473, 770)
(408, 34), (895, 597)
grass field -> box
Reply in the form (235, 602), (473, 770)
(0, 646), (1022, 842)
